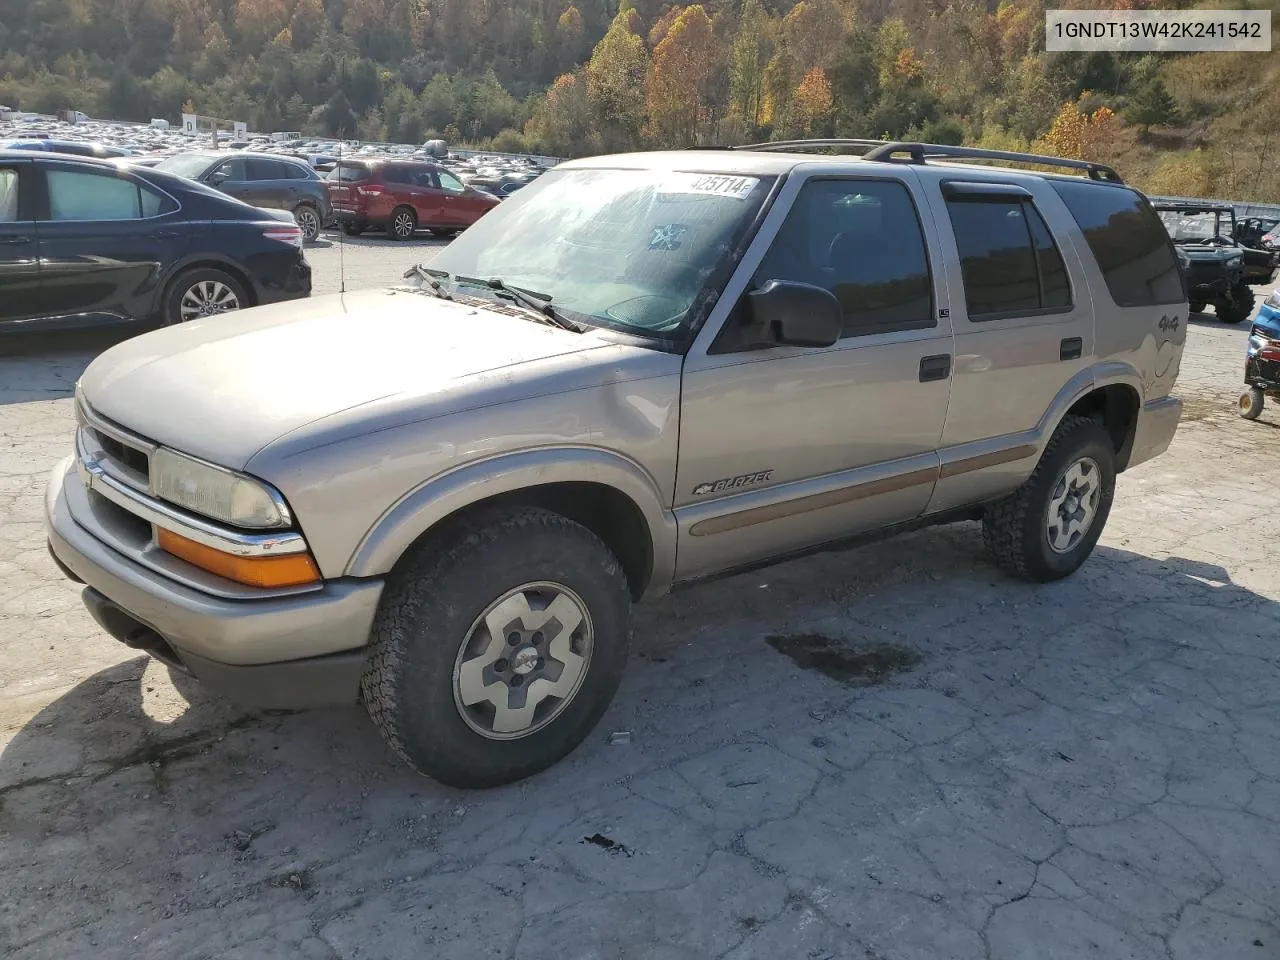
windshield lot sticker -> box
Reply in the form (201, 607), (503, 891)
(660, 173), (760, 201)
(649, 223), (688, 251)
(692, 470), (774, 496)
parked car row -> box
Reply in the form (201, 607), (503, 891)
(0, 149), (310, 334)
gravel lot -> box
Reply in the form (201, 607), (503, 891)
(2, 246), (1278, 959)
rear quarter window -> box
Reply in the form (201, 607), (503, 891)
(1049, 180), (1184, 307)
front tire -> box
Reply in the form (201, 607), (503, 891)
(163, 268), (248, 325)
(387, 206), (417, 241)
(1239, 387), (1265, 420)
(361, 506), (632, 788)
(1216, 285), (1255, 324)
(982, 415), (1116, 582)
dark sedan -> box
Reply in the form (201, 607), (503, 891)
(155, 151), (332, 242)
(0, 150), (311, 333)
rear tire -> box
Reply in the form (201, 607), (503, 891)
(387, 206), (417, 241)
(1239, 387), (1265, 420)
(163, 268), (248, 325)
(1216, 285), (1255, 324)
(293, 203), (321, 242)
(360, 506), (632, 788)
(982, 416), (1116, 583)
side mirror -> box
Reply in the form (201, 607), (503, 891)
(743, 279), (843, 348)
(208, 171), (228, 185)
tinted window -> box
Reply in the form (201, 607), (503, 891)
(0, 168), (18, 221)
(140, 184), (176, 217)
(412, 169), (439, 188)
(1049, 180), (1183, 307)
(332, 163), (370, 182)
(211, 157), (247, 181)
(752, 178), (934, 337)
(246, 158), (280, 180)
(946, 196), (1071, 319)
(282, 160), (312, 180)
(47, 169), (142, 220)
(383, 166), (412, 184)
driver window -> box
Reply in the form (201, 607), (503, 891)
(439, 171), (465, 194)
(213, 158), (245, 181)
(720, 178), (934, 349)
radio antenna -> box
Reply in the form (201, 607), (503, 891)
(337, 135), (346, 295)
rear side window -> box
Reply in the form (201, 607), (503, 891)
(332, 163), (370, 182)
(1049, 180), (1183, 307)
(752, 178), (934, 338)
(383, 166), (412, 184)
(945, 194), (1071, 320)
(46, 169), (170, 221)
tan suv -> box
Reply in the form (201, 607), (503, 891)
(45, 140), (1187, 787)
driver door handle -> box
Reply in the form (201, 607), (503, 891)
(919, 354), (951, 382)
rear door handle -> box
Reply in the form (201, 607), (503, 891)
(1060, 337), (1083, 361)
(919, 354), (951, 382)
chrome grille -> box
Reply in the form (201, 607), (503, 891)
(75, 399), (154, 493)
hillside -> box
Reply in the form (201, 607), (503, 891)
(0, 0), (1277, 200)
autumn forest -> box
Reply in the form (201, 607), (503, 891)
(0, 0), (1277, 199)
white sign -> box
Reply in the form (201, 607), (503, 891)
(659, 173), (760, 200)
(182, 113), (197, 134)
(233, 121), (247, 139)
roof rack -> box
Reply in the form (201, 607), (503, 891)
(730, 138), (1124, 184)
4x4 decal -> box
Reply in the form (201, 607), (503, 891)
(692, 470), (774, 496)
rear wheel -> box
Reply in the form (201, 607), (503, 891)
(387, 206), (417, 241)
(360, 506), (632, 788)
(1239, 387), (1265, 420)
(293, 203), (321, 242)
(982, 416), (1116, 582)
(164, 268), (248, 325)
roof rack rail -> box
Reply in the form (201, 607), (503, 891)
(730, 138), (1124, 184)
(863, 142), (1123, 183)
(732, 138), (892, 154)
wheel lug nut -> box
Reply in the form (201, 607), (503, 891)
(532, 631), (544, 645)
(508, 632), (520, 645)
(495, 659), (507, 673)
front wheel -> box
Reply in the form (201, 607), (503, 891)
(1216, 286), (1255, 324)
(1239, 387), (1265, 420)
(164, 268), (248, 325)
(361, 506), (632, 788)
(982, 416), (1116, 582)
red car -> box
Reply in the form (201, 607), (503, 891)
(326, 159), (499, 240)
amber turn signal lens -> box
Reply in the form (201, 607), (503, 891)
(157, 528), (321, 588)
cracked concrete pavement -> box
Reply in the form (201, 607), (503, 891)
(1, 248), (1278, 959)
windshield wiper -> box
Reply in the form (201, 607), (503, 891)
(405, 263), (453, 300)
(454, 275), (584, 332)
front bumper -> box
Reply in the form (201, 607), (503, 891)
(45, 456), (382, 709)
(1127, 396), (1182, 470)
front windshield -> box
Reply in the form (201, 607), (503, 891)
(425, 167), (776, 338)
(155, 153), (215, 179)
(1158, 209), (1231, 243)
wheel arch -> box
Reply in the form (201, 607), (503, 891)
(346, 448), (678, 600)
(1043, 365), (1143, 472)
(161, 256), (259, 309)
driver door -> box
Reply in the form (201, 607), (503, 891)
(673, 171), (954, 582)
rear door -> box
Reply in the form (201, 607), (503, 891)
(919, 177), (1095, 513)
(0, 159), (43, 328)
(33, 159), (188, 326)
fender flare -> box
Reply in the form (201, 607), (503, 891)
(344, 446), (678, 596)
(1035, 361), (1145, 464)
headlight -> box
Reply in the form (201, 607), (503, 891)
(151, 448), (290, 529)
(1265, 290), (1280, 309)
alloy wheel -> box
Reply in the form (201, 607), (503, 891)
(179, 280), (240, 321)
(1045, 456), (1101, 554)
(452, 581), (594, 740)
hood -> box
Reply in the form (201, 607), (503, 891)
(79, 289), (622, 469)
